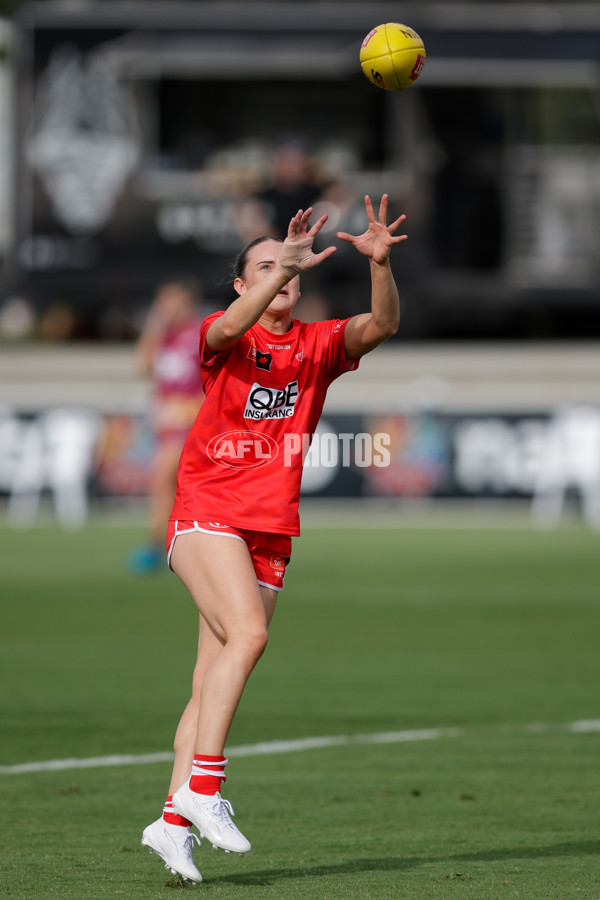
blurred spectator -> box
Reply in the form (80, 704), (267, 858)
(235, 136), (324, 242)
(38, 301), (78, 341)
(98, 304), (140, 341)
(127, 279), (205, 574)
(0, 297), (36, 341)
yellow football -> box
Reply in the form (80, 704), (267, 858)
(360, 23), (426, 91)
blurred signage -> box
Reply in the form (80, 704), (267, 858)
(2, 407), (600, 528)
(12, 2), (600, 339)
(0, 407), (101, 528)
(13, 10), (387, 303)
(0, 19), (13, 258)
(26, 48), (140, 236)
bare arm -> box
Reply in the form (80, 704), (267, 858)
(206, 208), (336, 351)
(134, 310), (165, 376)
(337, 194), (407, 359)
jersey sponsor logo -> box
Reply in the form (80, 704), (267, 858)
(266, 343), (291, 350)
(244, 381), (299, 420)
(206, 430), (279, 468)
(256, 350), (272, 371)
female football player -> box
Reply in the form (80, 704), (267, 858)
(128, 280), (204, 574)
(142, 195), (407, 883)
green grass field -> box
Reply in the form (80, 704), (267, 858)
(1, 514), (599, 899)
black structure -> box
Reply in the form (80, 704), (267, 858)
(7, 2), (600, 339)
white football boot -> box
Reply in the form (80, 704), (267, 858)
(141, 818), (202, 883)
(171, 784), (251, 855)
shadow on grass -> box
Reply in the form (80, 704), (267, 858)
(207, 841), (600, 887)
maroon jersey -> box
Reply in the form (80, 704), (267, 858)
(152, 318), (204, 440)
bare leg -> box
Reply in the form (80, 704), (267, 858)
(168, 614), (223, 795)
(167, 531), (278, 792)
(149, 440), (182, 546)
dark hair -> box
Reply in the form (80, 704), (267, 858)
(156, 277), (202, 301)
(232, 235), (283, 281)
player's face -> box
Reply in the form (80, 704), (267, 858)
(234, 239), (301, 316)
(154, 284), (194, 325)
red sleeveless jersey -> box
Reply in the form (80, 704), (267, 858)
(170, 311), (359, 535)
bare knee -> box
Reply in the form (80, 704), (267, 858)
(250, 626), (269, 659)
(231, 625), (269, 667)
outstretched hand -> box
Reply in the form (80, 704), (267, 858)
(278, 208), (337, 278)
(337, 194), (407, 264)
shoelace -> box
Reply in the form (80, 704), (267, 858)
(210, 796), (237, 830)
(179, 830), (202, 857)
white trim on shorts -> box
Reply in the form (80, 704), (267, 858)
(168, 520), (286, 591)
(257, 579), (283, 593)
(167, 519), (245, 568)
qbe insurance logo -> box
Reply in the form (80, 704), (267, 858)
(206, 430), (279, 469)
(244, 381), (299, 420)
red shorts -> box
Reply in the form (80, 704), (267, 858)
(166, 519), (292, 591)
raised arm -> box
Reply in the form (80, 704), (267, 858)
(206, 208), (336, 350)
(337, 194), (407, 359)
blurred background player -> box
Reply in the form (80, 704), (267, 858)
(127, 280), (205, 574)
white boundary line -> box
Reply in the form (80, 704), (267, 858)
(0, 728), (460, 775)
(1, 720), (598, 776)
